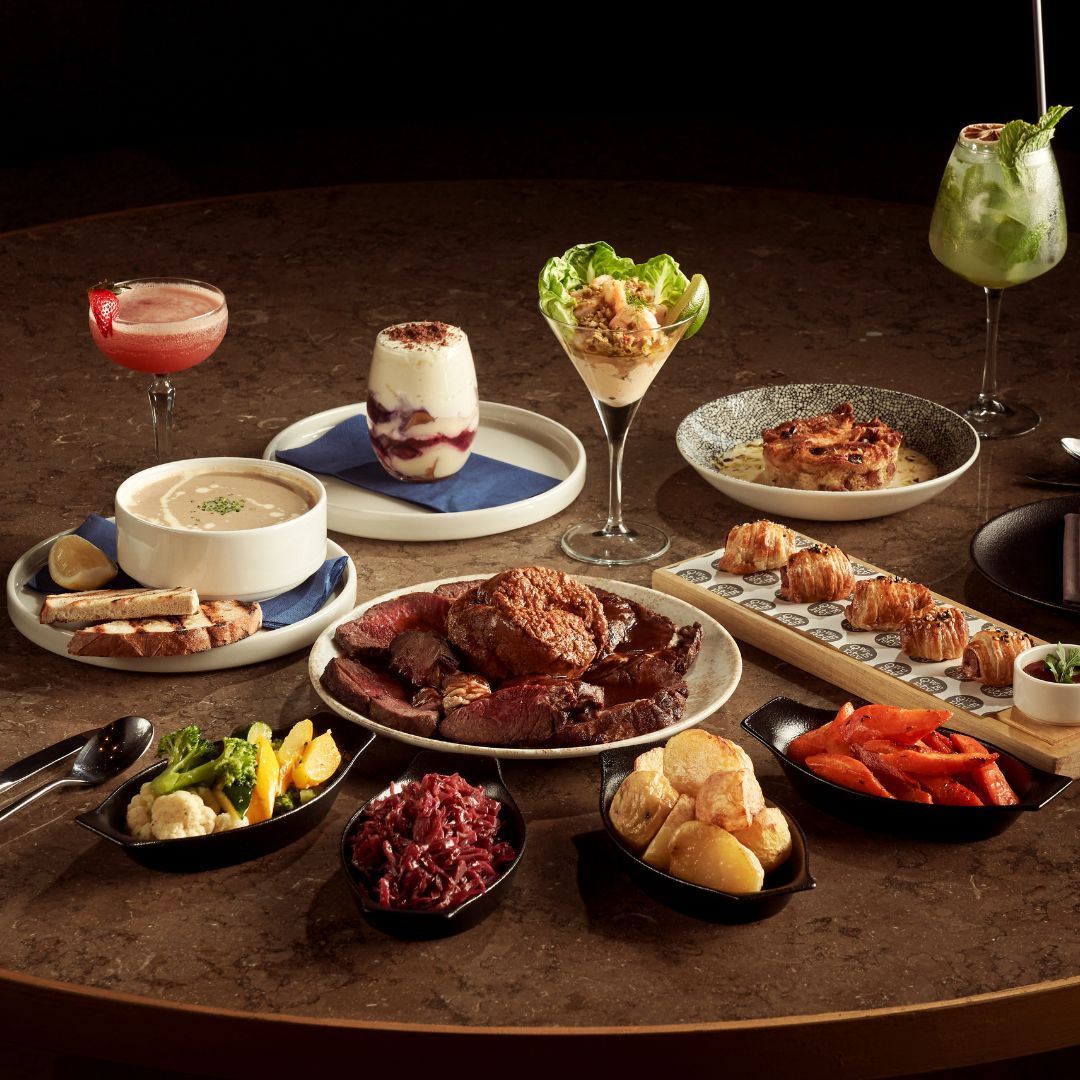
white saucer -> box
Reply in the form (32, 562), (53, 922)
(308, 574), (742, 759)
(262, 401), (586, 540)
(7, 532), (357, 673)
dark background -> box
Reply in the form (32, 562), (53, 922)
(2, 3), (1078, 233)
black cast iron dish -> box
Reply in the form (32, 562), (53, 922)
(599, 742), (815, 923)
(77, 713), (373, 871)
(741, 696), (1072, 841)
(339, 748), (526, 939)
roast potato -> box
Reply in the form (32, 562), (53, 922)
(730, 806), (793, 873)
(662, 729), (753, 796)
(694, 767), (765, 832)
(667, 820), (765, 893)
(633, 746), (666, 773)
(641, 793), (696, 872)
(609, 770), (679, 851)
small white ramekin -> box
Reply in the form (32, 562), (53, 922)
(115, 457), (327, 602)
(1012, 644), (1080, 727)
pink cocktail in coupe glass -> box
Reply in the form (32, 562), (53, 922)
(88, 276), (228, 460)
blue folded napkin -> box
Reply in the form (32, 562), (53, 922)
(27, 514), (347, 631)
(275, 414), (561, 513)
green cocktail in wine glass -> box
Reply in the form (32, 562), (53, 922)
(929, 106), (1069, 438)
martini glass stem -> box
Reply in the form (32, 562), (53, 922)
(148, 374), (175, 462)
(975, 286), (1006, 418)
(595, 398), (641, 537)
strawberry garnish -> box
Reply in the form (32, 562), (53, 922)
(88, 280), (123, 337)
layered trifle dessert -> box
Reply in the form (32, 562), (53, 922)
(366, 321), (479, 482)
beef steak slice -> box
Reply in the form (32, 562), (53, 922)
(555, 688), (685, 746)
(439, 679), (598, 747)
(388, 630), (460, 689)
(334, 592), (451, 658)
(320, 656), (438, 737)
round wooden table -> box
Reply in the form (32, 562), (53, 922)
(2, 181), (1078, 1077)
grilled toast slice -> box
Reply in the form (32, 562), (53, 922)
(68, 601), (262, 658)
(40, 586), (200, 625)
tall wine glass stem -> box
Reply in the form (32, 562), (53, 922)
(959, 286), (1040, 439)
(976, 286), (1005, 416)
(148, 375), (175, 462)
(595, 398), (640, 536)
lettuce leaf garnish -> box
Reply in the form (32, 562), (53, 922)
(539, 241), (690, 325)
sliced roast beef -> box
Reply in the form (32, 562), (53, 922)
(658, 623), (703, 675)
(388, 630), (460, 689)
(335, 592), (451, 658)
(433, 579), (484, 600)
(554, 688), (685, 746)
(589, 586), (636, 653)
(439, 679), (600, 746)
(320, 656), (438, 737)
(583, 652), (688, 706)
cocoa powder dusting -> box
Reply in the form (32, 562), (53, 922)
(385, 321), (455, 348)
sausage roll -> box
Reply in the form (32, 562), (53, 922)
(961, 628), (1034, 686)
(846, 575), (935, 631)
(778, 544), (855, 603)
(718, 519), (797, 574)
(900, 605), (969, 662)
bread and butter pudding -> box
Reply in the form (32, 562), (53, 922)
(761, 402), (903, 491)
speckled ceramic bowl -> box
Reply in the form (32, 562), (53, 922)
(676, 384), (979, 521)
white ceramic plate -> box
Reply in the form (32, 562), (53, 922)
(676, 384), (979, 522)
(263, 401), (586, 540)
(308, 574), (742, 759)
(7, 531), (357, 673)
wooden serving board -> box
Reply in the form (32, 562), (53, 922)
(654, 539), (1080, 777)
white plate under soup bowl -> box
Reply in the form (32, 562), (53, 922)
(116, 456), (327, 602)
(676, 383), (979, 522)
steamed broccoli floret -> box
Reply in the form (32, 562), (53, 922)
(149, 729), (258, 814)
(149, 726), (217, 798)
(273, 790), (298, 815)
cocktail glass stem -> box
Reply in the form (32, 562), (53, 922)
(148, 375), (175, 462)
(560, 395), (669, 566)
(597, 398), (638, 536)
(959, 286), (1040, 439)
(976, 287), (1006, 417)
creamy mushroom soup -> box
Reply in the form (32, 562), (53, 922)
(125, 469), (316, 531)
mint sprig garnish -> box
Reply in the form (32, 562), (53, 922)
(998, 104), (1071, 183)
(1044, 643), (1080, 684)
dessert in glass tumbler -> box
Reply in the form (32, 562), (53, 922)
(366, 321), (479, 482)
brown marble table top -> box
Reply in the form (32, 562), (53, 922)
(1, 180), (1079, 1075)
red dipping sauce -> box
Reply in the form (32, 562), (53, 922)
(351, 772), (516, 910)
(1023, 660), (1079, 684)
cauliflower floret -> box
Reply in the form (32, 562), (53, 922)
(125, 781), (156, 840)
(214, 810), (250, 833)
(149, 789), (217, 840)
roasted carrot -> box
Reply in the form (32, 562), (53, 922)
(922, 729), (956, 755)
(848, 704), (953, 746)
(920, 775), (984, 806)
(948, 732), (1020, 806)
(884, 749), (997, 776)
(805, 753), (896, 798)
(851, 743), (929, 802)
(787, 701), (855, 763)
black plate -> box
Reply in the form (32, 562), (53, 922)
(971, 494), (1080, 613)
(339, 750), (526, 939)
(598, 743), (815, 923)
(76, 714), (374, 872)
(741, 696), (1072, 841)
